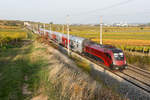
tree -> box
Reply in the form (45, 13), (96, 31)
(49, 22), (53, 24)
(147, 23), (150, 26)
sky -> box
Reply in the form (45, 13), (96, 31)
(0, 0), (150, 24)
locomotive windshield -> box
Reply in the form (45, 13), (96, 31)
(114, 52), (124, 60)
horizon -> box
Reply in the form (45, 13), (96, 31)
(1, 19), (149, 25)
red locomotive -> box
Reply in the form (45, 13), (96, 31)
(84, 41), (127, 70)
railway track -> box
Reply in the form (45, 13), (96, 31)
(80, 53), (150, 92)
(82, 54), (150, 93)
(45, 39), (150, 94)
(128, 64), (150, 79)
(120, 65), (150, 92)
(124, 65), (150, 86)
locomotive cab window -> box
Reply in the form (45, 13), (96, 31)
(114, 52), (124, 60)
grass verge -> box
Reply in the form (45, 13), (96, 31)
(125, 52), (150, 71)
(0, 41), (49, 100)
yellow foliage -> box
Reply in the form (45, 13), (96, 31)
(0, 31), (27, 44)
(92, 38), (150, 46)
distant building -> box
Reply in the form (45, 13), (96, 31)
(24, 22), (30, 26)
(112, 22), (129, 27)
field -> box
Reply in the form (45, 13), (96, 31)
(68, 26), (150, 45)
(0, 25), (27, 48)
(43, 25), (150, 45)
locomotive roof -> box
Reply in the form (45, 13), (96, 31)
(49, 30), (86, 43)
(89, 42), (122, 53)
(111, 49), (122, 53)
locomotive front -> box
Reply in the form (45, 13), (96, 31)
(111, 49), (128, 70)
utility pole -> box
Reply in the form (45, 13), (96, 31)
(50, 24), (52, 33)
(67, 15), (70, 55)
(62, 24), (64, 33)
(44, 24), (46, 35)
(100, 16), (103, 45)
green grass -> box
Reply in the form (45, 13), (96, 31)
(0, 43), (22, 99)
(0, 39), (69, 100)
(0, 42), (29, 99)
(70, 55), (91, 74)
(0, 41), (48, 100)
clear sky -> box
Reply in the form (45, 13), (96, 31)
(0, 0), (150, 24)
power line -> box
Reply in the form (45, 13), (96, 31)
(72, 0), (135, 17)
(65, 0), (136, 24)
(71, 9), (150, 24)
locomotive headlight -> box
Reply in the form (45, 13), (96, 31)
(113, 61), (116, 65)
(119, 52), (123, 56)
(125, 60), (127, 64)
(114, 53), (118, 57)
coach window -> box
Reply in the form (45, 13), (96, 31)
(73, 41), (75, 46)
(77, 42), (78, 47)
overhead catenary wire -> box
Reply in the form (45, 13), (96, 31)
(72, 0), (135, 17)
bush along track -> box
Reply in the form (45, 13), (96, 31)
(125, 52), (150, 71)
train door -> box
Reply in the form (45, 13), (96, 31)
(105, 53), (113, 66)
(70, 40), (73, 50)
